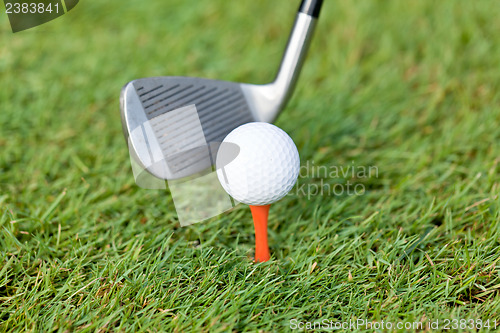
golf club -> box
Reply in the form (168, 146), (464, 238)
(121, 0), (323, 180)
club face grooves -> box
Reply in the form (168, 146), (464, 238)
(134, 77), (254, 143)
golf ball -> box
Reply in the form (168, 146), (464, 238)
(216, 122), (300, 206)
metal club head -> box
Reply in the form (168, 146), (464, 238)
(121, 0), (323, 181)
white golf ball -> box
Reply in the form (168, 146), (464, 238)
(216, 122), (300, 206)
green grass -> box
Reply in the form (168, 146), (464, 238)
(1, 0), (500, 331)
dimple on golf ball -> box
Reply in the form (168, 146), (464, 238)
(216, 122), (300, 206)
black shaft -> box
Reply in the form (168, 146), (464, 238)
(298, 0), (323, 18)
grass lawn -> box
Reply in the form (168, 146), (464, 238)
(1, 0), (500, 331)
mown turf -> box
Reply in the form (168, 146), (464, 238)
(1, 0), (500, 332)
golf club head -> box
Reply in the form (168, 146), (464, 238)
(121, 77), (257, 180)
(121, 0), (323, 181)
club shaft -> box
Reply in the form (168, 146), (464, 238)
(272, 0), (323, 106)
